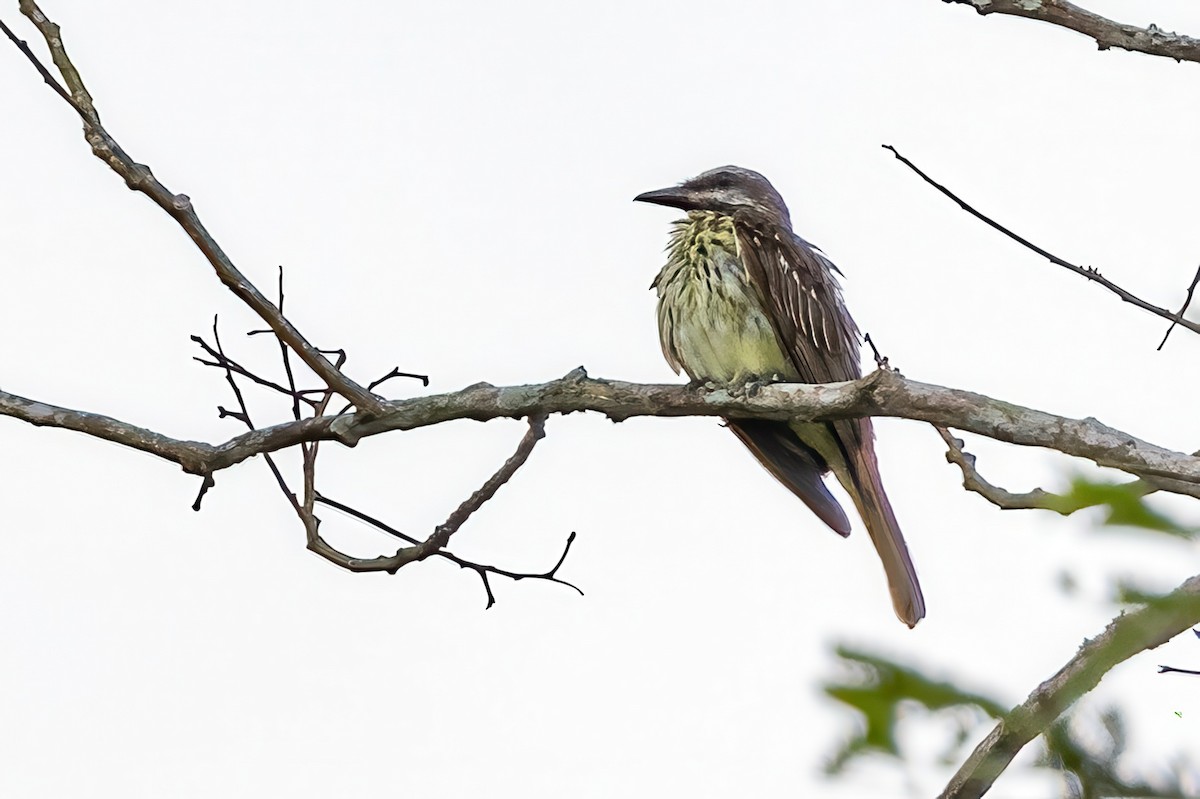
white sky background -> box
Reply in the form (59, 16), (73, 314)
(2, 0), (1200, 795)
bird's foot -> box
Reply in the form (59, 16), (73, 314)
(687, 377), (721, 393)
(729, 373), (786, 399)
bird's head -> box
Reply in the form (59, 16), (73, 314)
(634, 165), (791, 227)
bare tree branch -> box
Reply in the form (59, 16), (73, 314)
(936, 426), (1068, 511)
(5, 369), (1200, 498)
(943, 0), (1200, 64)
(933, 426), (1200, 522)
(188, 313), (573, 598)
(940, 574), (1200, 799)
(306, 415), (550, 574)
(316, 493), (581, 608)
(7, 1), (385, 416)
(884, 145), (1200, 339)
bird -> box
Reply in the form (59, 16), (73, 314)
(634, 166), (925, 627)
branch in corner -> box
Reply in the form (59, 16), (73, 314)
(5, 1), (385, 416)
(943, 0), (1200, 65)
(940, 574), (1200, 799)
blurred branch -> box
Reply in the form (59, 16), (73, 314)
(6, 368), (1200, 497)
(941, 574), (1200, 799)
(942, 0), (1200, 64)
(828, 644), (1200, 795)
(824, 646), (1007, 772)
(5, 1), (384, 416)
(884, 144), (1200, 340)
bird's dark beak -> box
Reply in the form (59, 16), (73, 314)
(633, 186), (690, 210)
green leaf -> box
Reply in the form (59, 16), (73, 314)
(1045, 477), (1195, 537)
(822, 647), (1006, 773)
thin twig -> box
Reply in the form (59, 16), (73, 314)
(202, 316), (302, 514)
(883, 144), (1200, 339)
(862, 333), (892, 371)
(0, 13), (86, 117)
(274, 267), (304, 422)
(369, 368), (430, 392)
(1157, 665), (1200, 676)
(316, 415), (551, 574)
(191, 335), (322, 407)
(1158, 628), (1200, 676)
(316, 493), (582, 608)
(1158, 263), (1200, 350)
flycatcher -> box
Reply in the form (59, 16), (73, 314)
(635, 166), (925, 627)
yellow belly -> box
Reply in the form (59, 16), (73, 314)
(663, 269), (793, 383)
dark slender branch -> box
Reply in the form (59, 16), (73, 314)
(942, 0), (1200, 64)
(368, 368), (430, 392)
(316, 493), (582, 608)
(211, 319), (254, 427)
(1157, 665), (1200, 676)
(195, 312), (559, 587)
(203, 316), (304, 514)
(191, 335), (321, 407)
(312, 415), (551, 575)
(0, 13), (84, 116)
(884, 144), (1200, 339)
(197, 316), (560, 598)
(941, 575), (1200, 798)
(1158, 263), (1200, 350)
(328, 368), (431, 418)
(273, 267), (304, 422)
(1158, 629), (1200, 676)
(8, 1), (384, 416)
(862, 333), (892, 372)
(190, 474), (215, 512)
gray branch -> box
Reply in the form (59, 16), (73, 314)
(4, 368), (1200, 497)
(944, 0), (1200, 64)
(936, 426), (1069, 510)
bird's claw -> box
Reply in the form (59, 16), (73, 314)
(728, 373), (783, 399)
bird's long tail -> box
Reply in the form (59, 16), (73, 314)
(841, 424), (925, 628)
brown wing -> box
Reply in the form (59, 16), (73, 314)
(733, 223), (862, 386)
(732, 220), (869, 466)
(733, 219), (925, 627)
